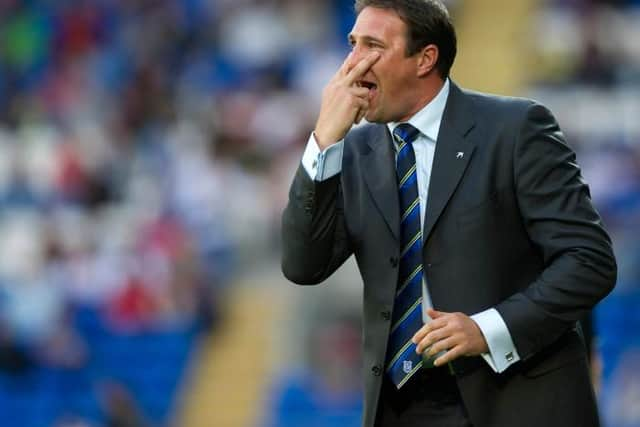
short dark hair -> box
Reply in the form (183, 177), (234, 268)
(354, 0), (457, 78)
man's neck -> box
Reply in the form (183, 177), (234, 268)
(397, 77), (447, 123)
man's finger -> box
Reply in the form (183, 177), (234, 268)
(416, 327), (451, 354)
(353, 97), (369, 123)
(425, 336), (456, 358)
(344, 52), (380, 85)
(355, 107), (367, 124)
(412, 325), (431, 345)
(434, 345), (464, 367)
(353, 96), (369, 111)
(427, 308), (445, 319)
(350, 86), (371, 99)
(412, 316), (448, 344)
(412, 323), (430, 345)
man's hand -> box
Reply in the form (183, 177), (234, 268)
(412, 309), (489, 367)
(314, 52), (380, 150)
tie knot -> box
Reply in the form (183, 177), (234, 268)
(393, 123), (420, 145)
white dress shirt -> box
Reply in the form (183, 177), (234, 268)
(300, 79), (520, 373)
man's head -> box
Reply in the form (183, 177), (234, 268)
(355, 0), (457, 78)
(348, 0), (456, 123)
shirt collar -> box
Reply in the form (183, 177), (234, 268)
(387, 78), (450, 143)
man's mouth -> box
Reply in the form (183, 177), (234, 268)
(358, 80), (378, 91)
(358, 80), (378, 101)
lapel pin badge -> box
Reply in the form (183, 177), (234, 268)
(456, 152), (464, 159)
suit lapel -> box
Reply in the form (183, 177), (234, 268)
(362, 126), (400, 241)
(360, 84), (476, 243)
(423, 83), (477, 243)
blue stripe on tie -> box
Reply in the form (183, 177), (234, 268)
(400, 209), (419, 234)
(395, 127), (420, 145)
(401, 235), (422, 260)
(397, 151), (415, 168)
(388, 302), (423, 348)
(396, 267), (423, 298)
(397, 142), (410, 159)
(399, 255), (421, 283)
(399, 172), (418, 192)
(390, 285), (422, 328)
(396, 270), (423, 298)
(401, 200), (420, 225)
(397, 150), (415, 169)
(398, 166), (417, 189)
(387, 340), (420, 371)
(399, 261), (421, 285)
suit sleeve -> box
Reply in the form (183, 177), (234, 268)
(281, 153), (352, 285)
(495, 102), (617, 361)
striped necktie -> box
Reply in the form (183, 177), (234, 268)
(385, 123), (424, 389)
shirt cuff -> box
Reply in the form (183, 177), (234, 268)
(471, 308), (520, 373)
(301, 133), (344, 181)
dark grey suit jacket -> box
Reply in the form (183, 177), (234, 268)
(281, 82), (616, 427)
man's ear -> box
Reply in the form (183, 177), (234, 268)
(416, 44), (439, 77)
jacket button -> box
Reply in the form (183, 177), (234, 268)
(381, 311), (391, 321)
(389, 257), (398, 268)
(371, 365), (382, 376)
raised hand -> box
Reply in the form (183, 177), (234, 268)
(313, 51), (380, 150)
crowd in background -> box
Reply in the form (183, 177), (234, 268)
(0, 0), (363, 425)
(0, 0), (638, 426)
(531, 1), (640, 426)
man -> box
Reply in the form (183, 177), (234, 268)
(281, 1), (617, 426)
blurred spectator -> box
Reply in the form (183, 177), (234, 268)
(529, 1), (640, 425)
(261, 310), (363, 427)
(0, 322), (30, 374)
(100, 381), (149, 427)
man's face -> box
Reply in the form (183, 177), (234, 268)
(348, 7), (422, 123)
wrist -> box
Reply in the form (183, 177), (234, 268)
(313, 131), (337, 151)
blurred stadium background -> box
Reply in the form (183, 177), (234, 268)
(0, 0), (638, 426)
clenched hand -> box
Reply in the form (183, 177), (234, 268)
(412, 309), (489, 367)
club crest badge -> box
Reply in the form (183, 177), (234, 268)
(402, 360), (413, 374)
